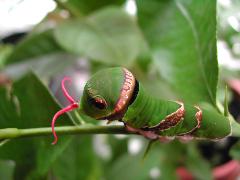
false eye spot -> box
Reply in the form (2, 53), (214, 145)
(90, 96), (107, 109)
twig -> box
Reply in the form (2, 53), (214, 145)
(0, 125), (132, 140)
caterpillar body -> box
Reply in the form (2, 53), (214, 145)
(51, 67), (231, 144)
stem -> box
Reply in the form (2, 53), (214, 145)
(74, 111), (86, 125)
(0, 125), (132, 140)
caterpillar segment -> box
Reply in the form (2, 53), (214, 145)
(144, 101), (185, 131)
(124, 103), (203, 141)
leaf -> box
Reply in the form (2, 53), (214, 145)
(107, 135), (128, 163)
(5, 30), (62, 65)
(0, 160), (15, 180)
(29, 137), (73, 178)
(52, 136), (102, 180)
(0, 72), (72, 179)
(55, 7), (145, 67)
(106, 140), (181, 180)
(106, 151), (160, 180)
(142, 140), (157, 160)
(3, 53), (77, 79)
(230, 116), (240, 137)
(185, 144), (212, 180)
(0, 45), (12, 68)
(230, 140), (240, 160)
(137, 0), (218, 105)
(60, 0), (126, 16)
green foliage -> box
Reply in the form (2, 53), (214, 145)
(52, 136), (103, 180)
(59, 0), (126, 16)
(137, 0), (218, 105)
(185, 144), (212, 180)
(0, 73), (72, 179)
(55, 7), (144, 66)
(0, 45), (12, 68)
(230, 140), (240, 160)
(0, 160), (15, 180)
(5, 30), (62, 65)
(0, 0), (240, 179)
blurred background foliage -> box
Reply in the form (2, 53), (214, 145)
(0, 0), (240, 179)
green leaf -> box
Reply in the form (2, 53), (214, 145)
(185, 144), (212, 180)
(230, 117), (240, 137)
(3, 53), (77, 80)
(230, 140), (240, 160)
(0, 72), (72, 179)
(137, 0), (218, 105)
(0, 160), (15, 180)
(106, 151), (160, 180)
(52, 136), (102, 180)
(107, 135), (128, 162)
(143, 140), (158, 160)
(55, 7), (144, 67)
(5, 30), (62, 65)
(29, 137), (73, 178)
(0, 45), (12, 68)
(59, 0), (126, 16)
(106, 140), (182, 180)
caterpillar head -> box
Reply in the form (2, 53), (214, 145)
(51, 67), (137, 144)
(80, 67), (137, 120)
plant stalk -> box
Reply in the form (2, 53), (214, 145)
(0, 125), (131, 140)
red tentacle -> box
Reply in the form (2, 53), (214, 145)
(51, 77), (79, 145)
(61, 77), (75, 104)
(51, 103), (78, 144)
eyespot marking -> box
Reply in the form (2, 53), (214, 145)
(90, 95), (107, 110)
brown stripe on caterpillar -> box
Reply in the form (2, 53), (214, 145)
(142, 101), (185, 131)
(125, 78), (132, 84)
(177, 105), (203, 136)
(122, 84), (131, 91)
(103, 68), (138, 121)
(112, 68), (136, 114)
(194, 105), (202, 128)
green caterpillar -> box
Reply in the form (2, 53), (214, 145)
(51, 67), (231, 144)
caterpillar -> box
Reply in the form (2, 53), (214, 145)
(51, 67), (231, 144)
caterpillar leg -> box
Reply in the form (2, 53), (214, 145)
(176, 135), (194, 143)
(125, 124), (174, 142)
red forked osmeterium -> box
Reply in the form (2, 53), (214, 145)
(51, 77), (79, 145)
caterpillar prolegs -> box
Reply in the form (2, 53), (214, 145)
(51, 67), (231, 144)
